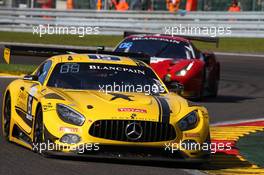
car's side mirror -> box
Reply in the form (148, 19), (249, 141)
(23, 75), (38, 81)
(96, 46), (105, 51)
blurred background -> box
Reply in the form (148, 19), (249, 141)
(1, 0), (264, 11)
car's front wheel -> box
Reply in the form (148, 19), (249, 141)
(193, 70), (206, 101)
(33, 106), (44, 154)
(3, 93), (11, 141)
(210, 80), (219, 97)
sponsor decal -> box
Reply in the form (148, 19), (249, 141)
(118, 108), (147, 113)
(111, 116), (155, 121)
(132, 37), (180, 44)
(184, 133), (201, 138)
(130, 113), (137, 119)
(88, 65), (145, 75)
(43, 103), (53, 109)
(59, 127), (78, 133)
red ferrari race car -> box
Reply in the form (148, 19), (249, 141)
(114, 32), (220, 100)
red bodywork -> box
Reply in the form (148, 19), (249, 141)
(150, 58), (205, 98)
(115, 34), (220, 99)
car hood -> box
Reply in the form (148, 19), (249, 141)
(150, 57), (197, 79)
(44, 88), (183, 123)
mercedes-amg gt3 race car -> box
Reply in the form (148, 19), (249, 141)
(114, 32), (220, 100)
(2, 53), (211, 162)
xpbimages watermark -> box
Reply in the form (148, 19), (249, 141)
(32, 24), (100, 37)
(32, 140), (100, 154)
(98, 82), (166, 95)
(164, 25), (232, 37)
(164, 141), (232, 154)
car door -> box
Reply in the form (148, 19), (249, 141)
(16, 61), (52, 134)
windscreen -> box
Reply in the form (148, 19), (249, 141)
(47, 63), (166, 94)
(115, 37), (194, 59)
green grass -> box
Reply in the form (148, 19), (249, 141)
(0, 31), (264, 53)
(0, 31), (122, 47)
(0, 64), (36, 75)
(237, 131), (264, 168)
(0, 31), (264, 75)
(193, 38), (264, 53)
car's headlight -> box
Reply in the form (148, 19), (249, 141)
(56, 104), (85, 126)
(176, 69), (188, 76)
(178, 111), (198, 131)
(175, 62), (194, 76)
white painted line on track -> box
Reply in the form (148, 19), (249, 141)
(211, 117), (264, 126)
(0, 76), (21, 79)
(215, 52), (264, 58)
(183, 169), (207, 175)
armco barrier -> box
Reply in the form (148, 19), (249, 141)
(0, 8), (263, 37)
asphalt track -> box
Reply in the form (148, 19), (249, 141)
(0, 54), (264, 175)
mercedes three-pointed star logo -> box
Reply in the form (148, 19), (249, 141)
(125, 122), (143, 141)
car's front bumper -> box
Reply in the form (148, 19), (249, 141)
(43, 145), (211, 163)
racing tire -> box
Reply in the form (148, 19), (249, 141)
(210, 80), (219, 98)
(33, 106), (45, 154)
(3, 94), (11, 141)
(193, 70), (206, 101)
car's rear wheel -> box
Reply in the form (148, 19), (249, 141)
(33, 107), (44, 154)
(3, 94), (11, 141)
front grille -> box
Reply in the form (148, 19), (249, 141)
(89, 120), (176, 142)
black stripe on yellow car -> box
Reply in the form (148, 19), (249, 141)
(15, 106), (33, 128)
(153, 96), (162, 122)
(12, 124), (32, 145)
(158, 97), (171, 124)
(153, 96), (171, 124)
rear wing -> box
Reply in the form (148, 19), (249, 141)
(2, 44), (150, 64)
(123, 31), (219, 47)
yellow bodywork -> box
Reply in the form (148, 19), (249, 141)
(2, 54), (210, 161)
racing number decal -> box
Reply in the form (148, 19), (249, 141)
(118, 42), (133, 49)
(60, 63), (80, 73)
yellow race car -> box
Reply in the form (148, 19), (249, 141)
(2, 53), (211, 162)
